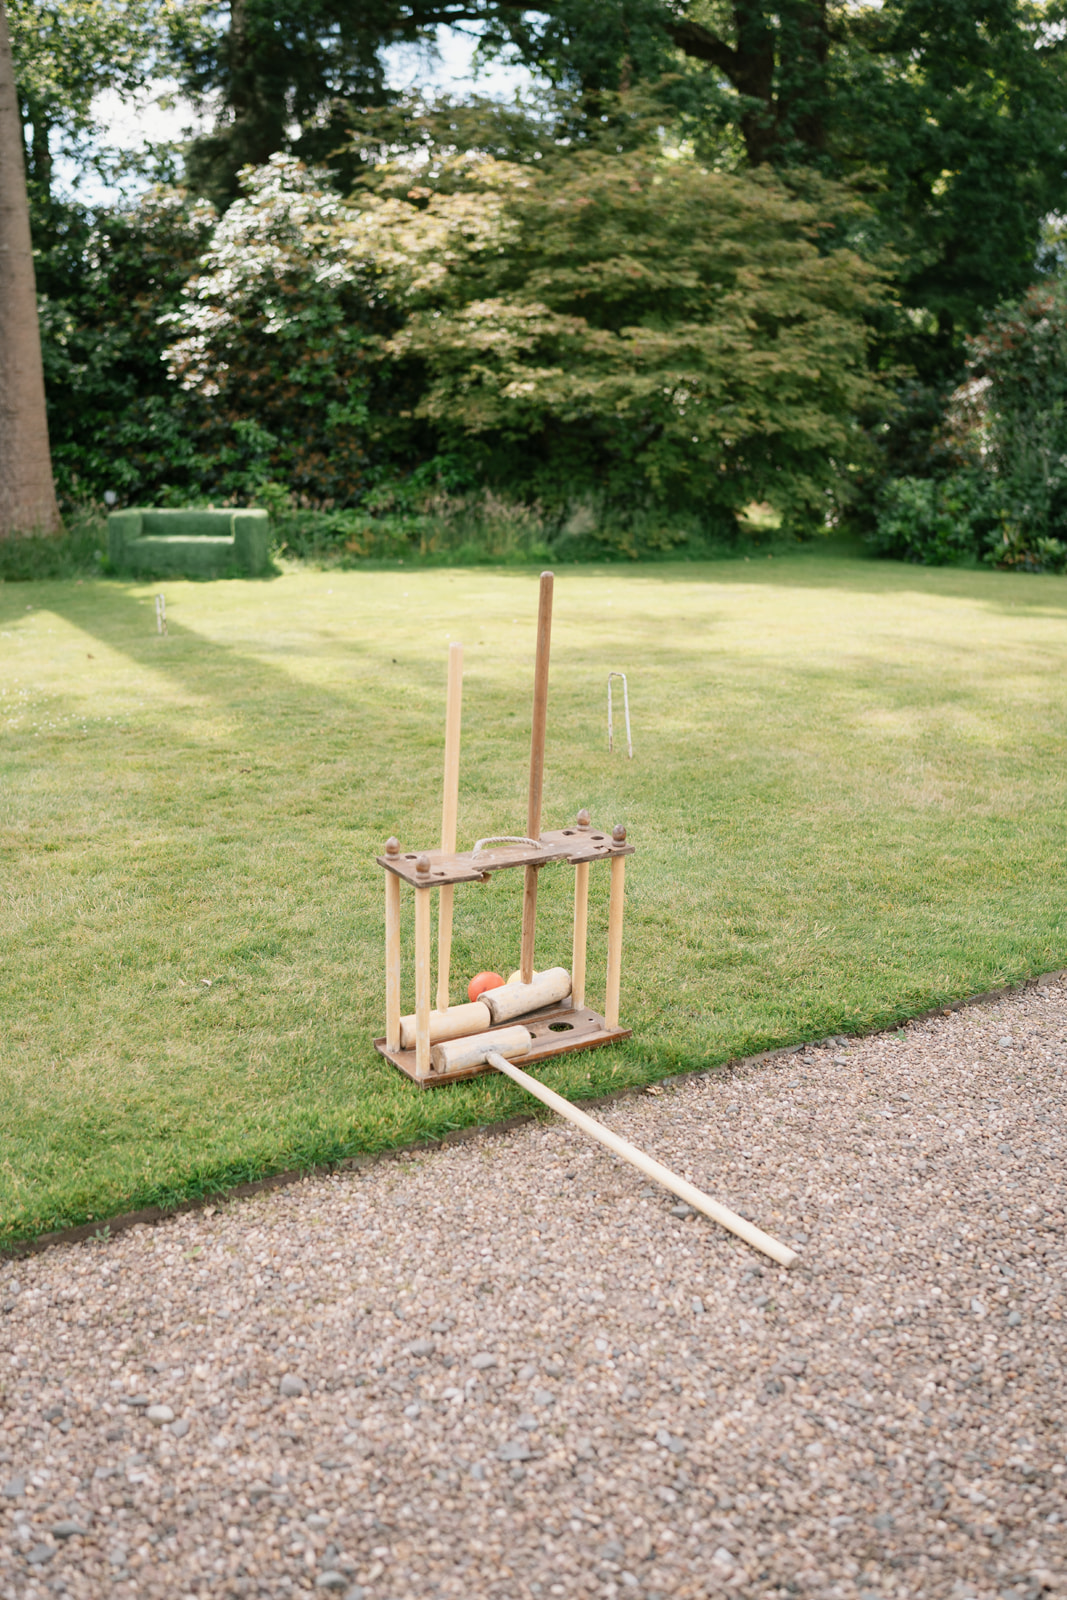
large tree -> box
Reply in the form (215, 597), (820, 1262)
(8, 0), (182, 208)
(177, 0), (436, 204)
(0, 0), (60, 536)
(169, 1), (1067, 375)
(492, 1), (1067, 366)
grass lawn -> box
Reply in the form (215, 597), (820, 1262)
(2, 542), (1065, 1245)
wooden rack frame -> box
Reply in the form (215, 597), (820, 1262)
(374, 816), (633, 1086)
(373, 572), (634, 1088)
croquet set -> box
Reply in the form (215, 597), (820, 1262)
(374, 572), (632, 1086)
(372, 572), (797, 1268)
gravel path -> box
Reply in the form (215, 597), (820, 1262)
(2, 981), (1066, 1600)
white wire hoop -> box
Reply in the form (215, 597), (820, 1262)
(607, 672), (633, 759)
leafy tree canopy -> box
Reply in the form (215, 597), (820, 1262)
(8, 0), (194, 203)
(487, 1), (1067, 374)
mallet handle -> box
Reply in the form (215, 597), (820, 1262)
(521, 572), (554, 983)
(414, 887), (432, 1080)
(526, 572), (554, 840)
(572, 861), (590, 1009)
(384, 872), (402, 1052)
(485, 1051), (798, 1270)
(437, 642), (463, 1012)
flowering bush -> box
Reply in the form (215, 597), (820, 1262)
(162, 155), (388, 507)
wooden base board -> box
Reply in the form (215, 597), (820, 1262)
(374, 1003), (631, 1088)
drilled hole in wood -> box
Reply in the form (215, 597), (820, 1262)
(548, 1022), (574, 1032)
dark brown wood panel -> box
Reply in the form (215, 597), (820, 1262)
(377, 823), (633, 888)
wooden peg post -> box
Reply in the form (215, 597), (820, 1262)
(384, 838), (402, 1051)
(520, 571), (554, 984)
(436, 642), (464, 1013)
(572, 808), (591, 1008)
(414, 858), (432, 1080)
(605, 825), (627, 1029)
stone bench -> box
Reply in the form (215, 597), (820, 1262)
(107, 508), (271, 577)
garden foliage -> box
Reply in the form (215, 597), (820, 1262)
(380, 149), (888, 537)
(38, 186), (215, 505)
(14, 2), (1067, 568)
(870, 282), (1067, 571)
(37, 143), (890, 551)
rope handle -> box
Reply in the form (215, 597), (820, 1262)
(471, 835), (542, 857)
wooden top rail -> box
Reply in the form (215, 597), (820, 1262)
(378, 821), (632, 888)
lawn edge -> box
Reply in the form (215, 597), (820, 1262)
(4, 967), (1063, 1262)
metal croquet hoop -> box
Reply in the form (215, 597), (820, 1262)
(607, 671), (632, 759)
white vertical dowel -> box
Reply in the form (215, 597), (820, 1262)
(572, 860), (589, 1010)
(605, 851), (625, 1029)
(521, 572), (554, 984)
(485, 1051), (798, 1269)
(437, 642), (463, 1013)
(414, 885), (432, 1080)
(385, 869), (402, 1052)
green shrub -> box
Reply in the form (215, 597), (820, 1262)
(870, 281), (1067, 572)
(378, 149), (891, 534)
(273, 482), (776, 568)
(868, 471), (1003, 566)
(0, 512), (107, 582)
(37, 189), (217, 508)
(949, 281), (1067, 557)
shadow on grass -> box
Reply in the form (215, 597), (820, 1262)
(0, 578), (457, 736)
(628, 541), (1067, 617)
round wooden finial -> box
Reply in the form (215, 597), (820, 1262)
(612, 823), (627, 843)
(415, 854), (431, 875)
(576, 809), (591, 829)
(385, 836), (400, 856)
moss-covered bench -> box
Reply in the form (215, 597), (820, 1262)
(107, 508), (271, 577)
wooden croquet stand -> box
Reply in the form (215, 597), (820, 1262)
(374, 815), (633, 1086)
(363, 575), (801, 1272)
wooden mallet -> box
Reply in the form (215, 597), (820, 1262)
(437, 641), (464, 1013)
(432, 1027), (798, 1268)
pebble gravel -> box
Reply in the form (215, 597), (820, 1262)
(1, 979), (1066, 1600)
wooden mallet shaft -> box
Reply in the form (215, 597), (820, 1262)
(437, 642), (464, 1013)
(384, 871), (402, 1051)
(414, 885), (432, 1080)
(485, 1050), (798, 1269)
(521, 572), (554, 984)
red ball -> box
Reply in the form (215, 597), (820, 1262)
(468, 971), (505, 1004)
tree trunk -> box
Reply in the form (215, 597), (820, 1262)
(0, 0), (61, 537)
(664, 0), (829, 167)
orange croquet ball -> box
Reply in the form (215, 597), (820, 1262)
(468, 971), (505, 1004)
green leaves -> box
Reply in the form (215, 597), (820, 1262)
(380, 147), (890, 529)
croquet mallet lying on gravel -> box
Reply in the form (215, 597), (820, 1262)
(433, 1023), (798, 1270)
